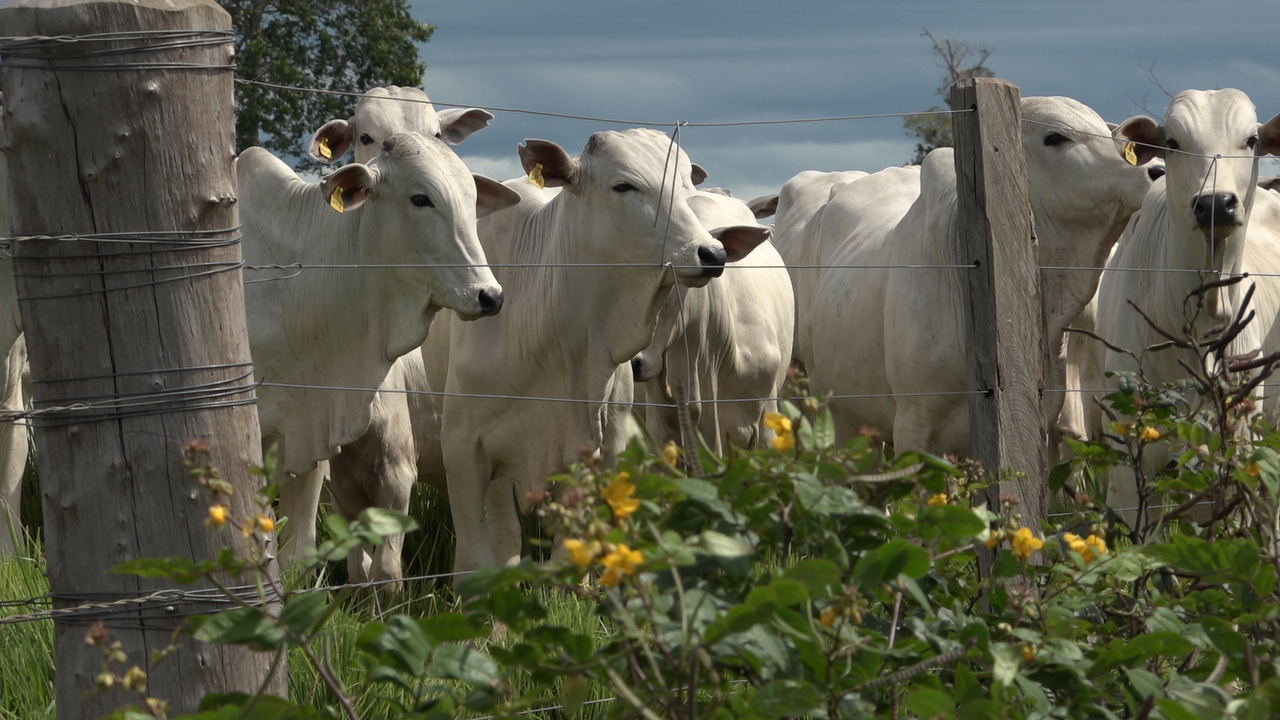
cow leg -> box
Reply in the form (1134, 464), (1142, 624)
(0, 336), (28, 556)
(485, 476), (522, 566)
(277, 460), (328, 573)
(445, 441), (496, 574)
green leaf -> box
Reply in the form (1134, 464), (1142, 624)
(695, 530), (753, 558)
(278, 592), (328, 638)
(352, 507), (419, 544)
(991, 643), (1020, 686)
(111, 556), (208, 583)
(904, 688), (955, 719)
(921, 504), (986, 539)
(768, 578), (809, 607)
(749, 679), (825, 720)
(418, 613), (486, 643)
(193, 607), (285, 649)
(429, 644), (501, 691)
(783, 559), (842, 595)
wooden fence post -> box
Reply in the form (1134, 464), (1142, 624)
(0, 1), (285, 716)
(950, 78), (1049, 539)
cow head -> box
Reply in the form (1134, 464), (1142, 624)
(330, 132), (518, 333)
(517, 129), (737, 287)
(1115, 89), (1280, 243)
(308, 86), (494, 165)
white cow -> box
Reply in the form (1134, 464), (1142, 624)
(326, 175), (563, 584)
(240, 132), (519, 568)
(442, 129), (767, 573)
(308, 85), (493, 164)
(0, 94), (29, 556)
(768, 170), (868, 369)
(782, 97), (1156, 462)
(632, 189), (793, 453)
(1097, 89), (1280, 522)
(301, 86), (505, 582)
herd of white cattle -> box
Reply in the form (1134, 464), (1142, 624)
(0, 84), (1277, 581)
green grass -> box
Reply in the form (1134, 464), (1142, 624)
(0, 537), (56, 720)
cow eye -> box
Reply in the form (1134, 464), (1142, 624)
(1166, 138), (1181, 151)
(411, 194), (435, 208)
(612, 182), (638, 193)
(360, 133), (375, 145)
(1043, 132), (1070, 147)
(1247, 135), (1259, 150)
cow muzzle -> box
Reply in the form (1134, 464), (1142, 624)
(696, 244), (727, 278)
(1191, 192), (1244, 234)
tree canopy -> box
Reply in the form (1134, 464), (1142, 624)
(220, 0), (434, 165)
(903, 28), (995, 165)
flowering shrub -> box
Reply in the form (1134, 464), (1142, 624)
(98, 287), (1280, 720)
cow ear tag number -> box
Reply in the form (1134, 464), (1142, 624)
(318, 137), (333, 160)
(529, 162), (545, 189)
(1123, 142), (1139, 167)
(329, 186), (345, 213)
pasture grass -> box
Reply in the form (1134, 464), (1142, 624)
(0, 536), (55, 720)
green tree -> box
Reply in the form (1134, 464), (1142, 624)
(220, 0), (434, 164)
(903, 28), (995, 165)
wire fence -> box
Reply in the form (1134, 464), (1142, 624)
(0, 65), (1274, 416)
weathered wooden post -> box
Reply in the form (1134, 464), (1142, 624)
(0, 0), (285, 715)
(950, 78), (1049, 539)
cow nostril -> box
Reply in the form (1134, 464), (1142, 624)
(1148, 165), (1165, 181)
(477, 288), (503, 316)
(630, 357), (643, 379)
(697, 245), (726, 268)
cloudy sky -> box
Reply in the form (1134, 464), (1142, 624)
(407, 1), (1280, 200)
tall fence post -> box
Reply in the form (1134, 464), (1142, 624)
(0, 0), (285, 716)
(950, 78), (1049, 540)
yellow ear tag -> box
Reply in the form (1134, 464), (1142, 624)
(318, 137), (333, 160)
(529, 162), (545, 189)
(328, 186), (345, 213)
(1123, 142), (1138, 167)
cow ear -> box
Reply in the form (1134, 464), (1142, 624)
(319, 163), (378, 213)
(747, 193), (779, 220)
(309, 118), (355, 163)
(438, 107), (494, 145)
(519, 139), (579, 188)
(1259, 112), (1280, 157)
(474, 174), (522, 218)
(1113, 115), (1164, 165)
(690, 163), (708, 186)
(712, 225), (771, 263)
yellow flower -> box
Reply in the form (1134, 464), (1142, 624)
(1112, 422), (1133, 437)
(243, 513), (276, 537)
(207, 504), (228, 527)
(820, 606), (839, 627)
(764, 412), (792, 434)
(772, 431), (796, 452)
(662, 441), (680, 467)
(122, 666), (148, 693)
(1084, 534), (1107, 558)
(765, 412), (797, 452)
(1247, 462), (1261, 477)
(1012, 527), (1043, 562)
(1063, 532), (1107, 563)
(1021, 644), (1037, 661)
(562, 538), (596, 568)
(984, 530), (1002, 549)
(1141, 427), (1161, 442)
(600, 544), (643, 587)
(927, 493), (948, 507)
(603, 473), (640, 520)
